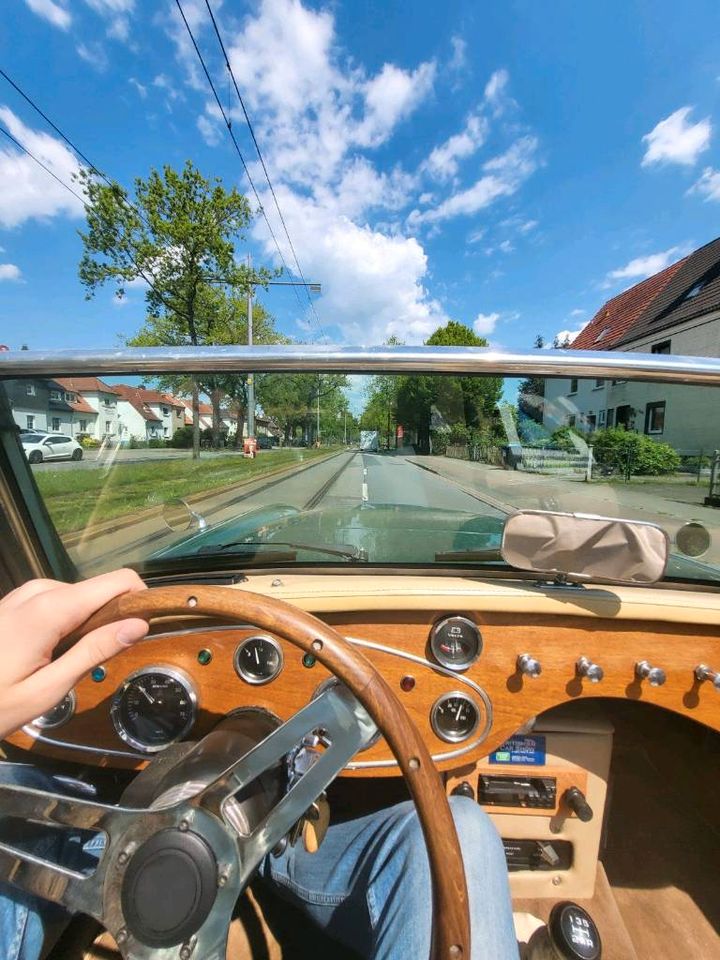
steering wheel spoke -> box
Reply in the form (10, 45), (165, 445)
(193, 685), (376, 879)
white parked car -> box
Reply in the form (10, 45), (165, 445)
(21, 432), (83, 463)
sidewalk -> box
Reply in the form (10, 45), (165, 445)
(408, 456), (720, 564)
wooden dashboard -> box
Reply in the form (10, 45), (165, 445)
(7, 577), (720, 774)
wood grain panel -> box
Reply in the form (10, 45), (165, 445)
(7, 609), (720, 776)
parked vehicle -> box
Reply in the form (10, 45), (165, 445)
(21, 432), (83, 463)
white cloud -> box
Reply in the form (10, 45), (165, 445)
(76, 42), (109, 71)
(197, 113), (222, 147)
(552, 327), (586, 346)
(604, 246), (683, 285)
(569, 308), (586, 318)
(425, 114), (488, 181)
(474, 312), (500, 335)
(83, 0), (134, 41)
(23, 0), (70, 30)
(411, 136), (539, 225)
(356, 61), (436, 148)
(0, 107), (83, 228)
(253, 187), (448, 344)
(642, 107), (711, 167)
(0, 264), (22, 281)
(449, 36), (467, 73)
(483, 68), (513, 116)
(498, 239), (514, 254)
(518, 218), (538, 233)
(689, 166), (720, 201)
(467, 229), (485, 244)
(128, 78), (147, 98)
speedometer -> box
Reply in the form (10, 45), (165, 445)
(111, 667), (197, 753)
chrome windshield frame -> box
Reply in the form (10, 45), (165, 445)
(0, 345), (719, 385)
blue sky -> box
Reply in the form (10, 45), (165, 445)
(2, 0), (720, 352)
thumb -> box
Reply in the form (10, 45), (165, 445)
(14, 618), (148, 728)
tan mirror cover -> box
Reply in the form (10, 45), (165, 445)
(500, 509), (669, 584)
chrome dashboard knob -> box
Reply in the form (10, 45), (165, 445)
(517, 653), (542, 678)
(635, 660), (667, 687)
(695, 664), (720, 690)
(576, 656), (604, 683)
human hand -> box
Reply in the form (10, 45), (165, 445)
(0, 569), (149, 739)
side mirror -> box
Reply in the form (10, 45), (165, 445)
(501, 509), (669, 584)
(162, 497), (208, 533)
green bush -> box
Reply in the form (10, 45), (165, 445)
(591, 428), (680, 476)
(148, 438), (167, 449)
(549, 426), (585, 452)
(78, 435), (100, 449)
(169, 426), (194, 448)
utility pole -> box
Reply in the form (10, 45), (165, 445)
(316, 379), (321, 444)
(247, 254), (255, 440)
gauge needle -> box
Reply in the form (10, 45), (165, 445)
(139, 686), (155, 705)
(254, 648), (260, 665)
(455, 703), (463, 722)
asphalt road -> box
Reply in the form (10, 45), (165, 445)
(70, 450), (504, 573)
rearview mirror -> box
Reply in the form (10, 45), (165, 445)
(500, 510), (669, 584)
(162, 497), (208, 533)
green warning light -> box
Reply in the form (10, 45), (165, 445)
(91, 666), (106, 683)
(197, 649), (213, 666)
(302, 653), (316, 669)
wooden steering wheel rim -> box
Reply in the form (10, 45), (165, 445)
(80, 584), (470, 960)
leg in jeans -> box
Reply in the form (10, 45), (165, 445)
(261, 795), (520, 960)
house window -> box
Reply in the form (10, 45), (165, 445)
(26, 415), (34, 430)
(594, 379), (605, 388)
(50, 390), (61, 401)
(162, 406), (170, 416)
(598, 410), (606, 426)
(51, 417), (60, 431)
(164, 427), (169, 437)
(568, 378), (578, 394)
(651, 340), (671, 355)
(567, 415), (576, 427)
(644, 401), (666, 435)
(586, 414), (597, 431)
(105, 420), (112, 434)
(64, 392), (75, 402)
(616, 405), (632, 429)
(606, 408), (614, 427)
(26, 384), (36, 396)
(79, 420), (87, 432)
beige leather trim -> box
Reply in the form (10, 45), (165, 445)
(230, 574), (720, 626)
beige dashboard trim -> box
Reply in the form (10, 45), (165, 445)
(229, 574), (720, 626)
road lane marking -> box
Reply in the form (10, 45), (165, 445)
(362, 481), (369, 502)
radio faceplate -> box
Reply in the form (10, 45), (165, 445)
(479, 774), (557, 809)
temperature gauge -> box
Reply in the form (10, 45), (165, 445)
(430, 692), (481, 744)
(234, 635), (284, 685)
(429, 616), (482, 671)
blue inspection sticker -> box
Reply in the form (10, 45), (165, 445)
(489, 734), (546, 765)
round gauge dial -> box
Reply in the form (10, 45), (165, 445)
(32, 690), (76, 730)
(429, 616), (482, 671)
(111, 668), (197, 753)
(430, 692), (481, 744)
(234, 636), (284, 685)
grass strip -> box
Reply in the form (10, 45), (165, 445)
(35, 449), (331, 535)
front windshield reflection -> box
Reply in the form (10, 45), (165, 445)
(1, 372), (719, 585)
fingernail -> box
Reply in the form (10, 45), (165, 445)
(116, 621), (148, 646)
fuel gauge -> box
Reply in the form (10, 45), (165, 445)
(430, 692), (481, 743)
(234, 635), (284, 685)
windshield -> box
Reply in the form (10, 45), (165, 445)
(2, 370), (718, 585)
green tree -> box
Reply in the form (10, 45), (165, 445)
(259, 374), (348, 445)
(77, 161), (272, 457)
(395, 321), (502, 453)
(518, 333), (546, 425)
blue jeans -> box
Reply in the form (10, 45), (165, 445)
(0, 766), (518, 960)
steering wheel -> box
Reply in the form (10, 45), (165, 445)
(0, 586), (470, 960)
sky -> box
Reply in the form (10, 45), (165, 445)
(2, 0), (720, 353)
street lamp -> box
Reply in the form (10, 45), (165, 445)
(245, 255), (321, 441)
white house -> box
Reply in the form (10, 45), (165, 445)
(543, 237), (720, 453)
(54, 377), (120, 440)
(113, 385), (185, 442)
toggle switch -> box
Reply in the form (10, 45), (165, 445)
(451, 780), (475, 800)
(564, 786), (594, 822)
(635, 660), (667, 687)
(695, 664), (720, 690)
(576, 656), (604, 683)
(517, 653), (542, 678)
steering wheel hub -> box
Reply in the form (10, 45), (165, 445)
(120, 828), (218, 947)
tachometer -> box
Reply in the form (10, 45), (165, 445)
(429, 616), (482, 671)
(430, 692), (481, 744)
(111, 667), (197, 753)
(234, 635), (284, 685)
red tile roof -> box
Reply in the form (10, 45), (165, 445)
(113, 384), (163, 422)
(570, 257), (687, 350)
(49, 380), (97, 415)
(54, 376), (120, 395)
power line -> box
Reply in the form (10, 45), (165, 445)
(172, 0), (312, 329)
(0, 124), (86, 205)
(201, 0), (325, 340)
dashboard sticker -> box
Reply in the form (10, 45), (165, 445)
(489, 735), (546, 765)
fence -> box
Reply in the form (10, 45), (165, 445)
(444, 443), (593, 478)
(705, 451), (720, 507)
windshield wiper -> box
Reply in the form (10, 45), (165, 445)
(198, 540), (368, 563)
(434, 548), (504, 562)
